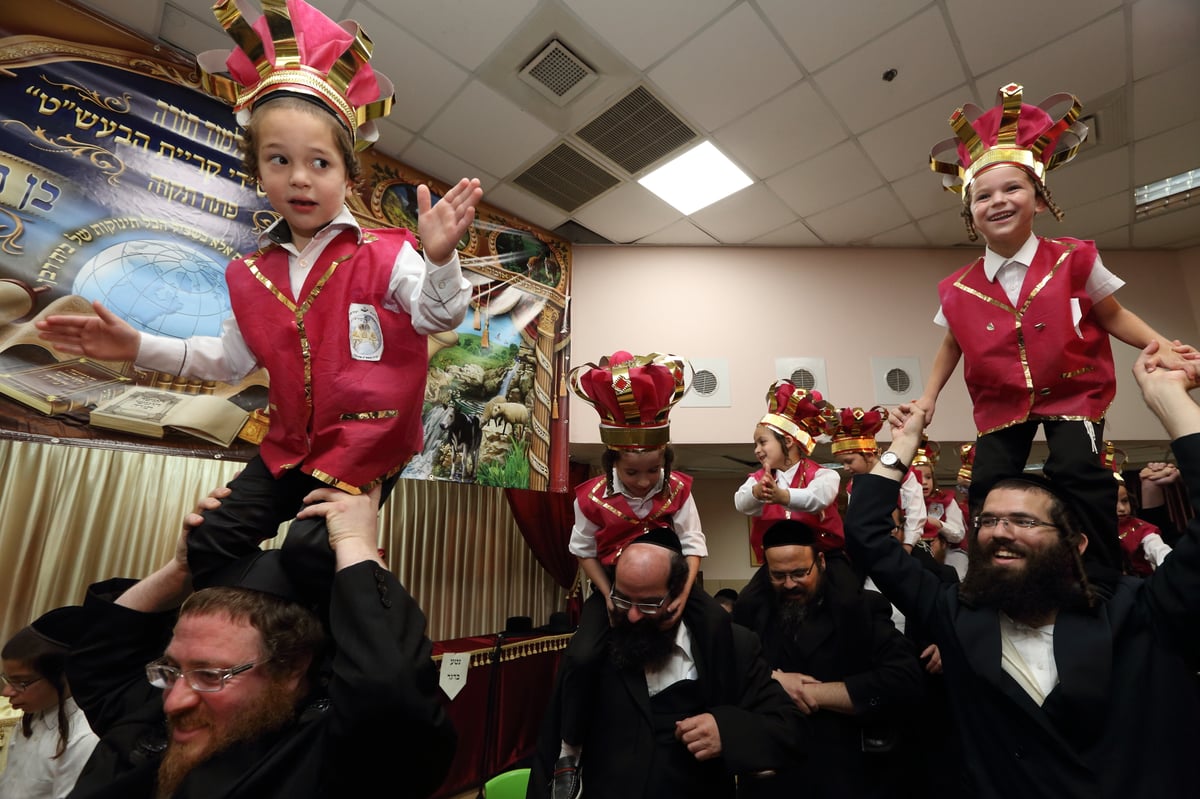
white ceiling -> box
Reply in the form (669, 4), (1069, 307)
(78, 0), (1200, 249)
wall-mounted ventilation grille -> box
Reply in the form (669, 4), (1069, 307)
(679, 357), (730, 408)
(872, 356), (922, 404)
(885, 368), (911, 394)
(576, 86), (697, 174)
(789, 368), (818, 390)
(775, 357), (828, 395)
(518, 39), (598, 107)
(513, 143), (620, 212)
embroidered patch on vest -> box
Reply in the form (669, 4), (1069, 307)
(349, 303), (384, 361)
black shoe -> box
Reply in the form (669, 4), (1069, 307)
(551, 755), (582, 799)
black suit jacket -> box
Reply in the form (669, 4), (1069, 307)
(527, 589), (804, 799)
(844, 433), (1200, 799)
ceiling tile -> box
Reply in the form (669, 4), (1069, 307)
(361, 0), (538, 71)
(485, 184), (569, 233)
(1132, 204), (1200, 248)
(948, 0), (1121, 75)
(344, 3), (469, 132)
(859, 85), (972, 181)
(648, 3), (803, 131)
(423, 80), (557, 178)
(893, 169), (958, 221)
(159, 3), (227, 54)
(1133, 119), (1200, 185)
(714, 83), (847, 179)
(399, 138), (499, 194)
(805, 186), (910, 244)
(1132, 0), (1200, 79)
(918, 208), (974, 247)
(563, 0), (735, 71)
(1063, 191), (1131, 239)
(572, 182), (681, 243)
(689, 184), (798, 243)
(637, 219), (720, 245)
(1132, 58), (1200, 141)
(767, 141), (884, 217)
(1093, 226), (1131, 250)
(1049, 148), (1131, 211)
(749, 220), (823, 247)
(812, 7), (967, 134)
(372, 118), (416, 161)
(868, 223), (931, 248)
(975, 14), (1126, 111)
(758, 0), (932, 73)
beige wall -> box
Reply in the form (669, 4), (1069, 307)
(567, 243), (1200, 444)
(567, 241), (1200, 581)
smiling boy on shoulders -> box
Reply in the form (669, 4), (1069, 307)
(907, 83), (1197, 575)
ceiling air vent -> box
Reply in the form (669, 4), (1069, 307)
(518, 39), (599, 107)
(513, 142), (620, 212)
(576, 86), (697, 175)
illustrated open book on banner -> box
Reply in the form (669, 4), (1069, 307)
(89, 387), (250, 447)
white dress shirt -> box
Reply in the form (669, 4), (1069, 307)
(136, 206), (470, 381)
(733, 460), (840, 516)
(0, 697), (98, 799)
(644, 620), (699, 697)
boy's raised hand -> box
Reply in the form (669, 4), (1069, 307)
(36, 300), (140, 362)
(417, 177), (483, 266)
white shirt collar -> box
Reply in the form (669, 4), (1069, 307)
(259, 204), (362, 251)
(983, 233), (1040, 281)
(611, 471), (666, 500)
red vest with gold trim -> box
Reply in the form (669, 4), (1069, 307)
(1118, 516), (1160, 577)
(938, 237), (1115, 435)
(227, 227), (427, 489)
(576, 472), (695, 565)
(923, 487), (957, 540)
(749, 459), (844, 562)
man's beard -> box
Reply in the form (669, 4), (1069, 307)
(608, 615), (678, 671)
(156, 679), (298, 798)
(959, 535), (1084, 622)
(773, 584), (820, 638)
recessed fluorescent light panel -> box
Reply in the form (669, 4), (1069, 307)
(637, 141), (752, 215)
(1135, 168), (1198, 217)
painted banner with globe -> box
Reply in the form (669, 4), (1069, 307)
(0, 36), (571, 491)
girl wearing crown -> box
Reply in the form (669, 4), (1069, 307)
(735, 381), (844, 564)
(550, 351), (707, 799)
(36, 0), (483, 593)
(911, 440), (968, 578)
(902, 82), (1198, 575)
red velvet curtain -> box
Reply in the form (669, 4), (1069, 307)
(505, 461), (590, 621)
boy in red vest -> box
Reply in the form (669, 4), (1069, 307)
(37, 0), (482, 591)
(735, 381), (843, 563)
(831, 404), (926, 549)
(908, 82), (1196, 571)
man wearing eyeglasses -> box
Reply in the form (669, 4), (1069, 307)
(63, 485), (454, 799)
(528, 527), (803, 798)
(844, 341), (1200, 799)
(731, 520), (924, 798)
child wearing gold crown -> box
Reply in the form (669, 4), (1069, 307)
(831, 405), (927, 549)
(901, 82), (1198, 573)
(37, 0), (483, 591)
(910, 439), (968, 578)
(735, 381), (844, 564)
(552, 351), (706, 799)
(1104, 443), (1173, 576)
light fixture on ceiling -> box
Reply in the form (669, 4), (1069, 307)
(637, 141), (752, 215)
(1135, 167), (1198, 219)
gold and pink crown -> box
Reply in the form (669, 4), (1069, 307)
(569, 351), (691, 449)
(1101, 441), (1127, 483)
(930, 82), (1088, 200)
(759, 381), (836, 456)
(957, 443), (976, 482)
(912, 438), (941, 469)
(197, 0), (394, 149)
(830, 406), (885, 456)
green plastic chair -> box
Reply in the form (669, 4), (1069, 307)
(484, 767), (531, 799)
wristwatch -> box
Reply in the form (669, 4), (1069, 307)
(879, 451), (909, 474)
